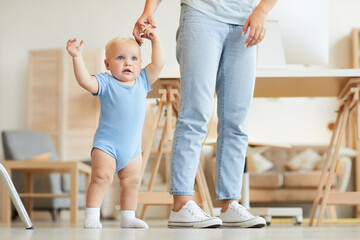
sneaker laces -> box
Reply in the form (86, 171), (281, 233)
(230, 202), (254, 219)
(185, 202), (211, 220)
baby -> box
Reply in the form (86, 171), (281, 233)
(66, 26), (164, 229)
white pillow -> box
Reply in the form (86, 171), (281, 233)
(286, 149), (322, 171)
(251, 153), (274, 173)
(315, 147), (357, 170)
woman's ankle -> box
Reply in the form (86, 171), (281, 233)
(221, 199), (238, 213)
(172, 195), (193, 212)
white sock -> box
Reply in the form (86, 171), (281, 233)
(121, 210), (149, 229)
(84, 208), (102, 229)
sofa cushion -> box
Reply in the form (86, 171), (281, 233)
(262, 146), (328, 171)
(247, 153), (274, 173)
(283, 171), (337, 188)
(285, 148), (322, 171)
(249, 172), (283, 189)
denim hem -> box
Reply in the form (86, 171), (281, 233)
(216, 196), (241, 200)
(169, 190), (195, 195)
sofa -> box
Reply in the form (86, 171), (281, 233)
(246, 145), (353, 204)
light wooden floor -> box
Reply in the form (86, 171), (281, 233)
(1, 219), (360, 240)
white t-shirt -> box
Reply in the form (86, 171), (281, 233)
(181, 0), (257, 25)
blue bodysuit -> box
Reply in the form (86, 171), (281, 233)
(92, 69), (151, 173)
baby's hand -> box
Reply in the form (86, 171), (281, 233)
(141, 26), (158, 41)
(66, 38), (84, 57)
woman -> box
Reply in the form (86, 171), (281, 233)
(134, 0), (277, 228)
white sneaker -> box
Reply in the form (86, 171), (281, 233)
(219, 201), (266, 228)
(168, 200), (222, 228)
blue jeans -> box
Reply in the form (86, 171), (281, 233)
(170, 4), (256, 200)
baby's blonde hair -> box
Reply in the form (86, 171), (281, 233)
(105, 37), (140, 59)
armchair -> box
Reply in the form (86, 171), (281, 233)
(1, 130), (87, 221)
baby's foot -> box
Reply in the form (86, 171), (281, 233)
(121, 217), (148, 228)
(121, 210), (149, 229)
(84, 219), (102, 229)
(84, 207), (102, 229)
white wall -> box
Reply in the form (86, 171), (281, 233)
(0, 0), (359, 153)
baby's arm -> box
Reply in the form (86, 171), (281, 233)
(66, 38), (99, 94)
(143, 27), (165, 86)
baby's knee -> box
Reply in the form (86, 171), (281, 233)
(119, 174), (140, 189)
(91, 171), (113, 186)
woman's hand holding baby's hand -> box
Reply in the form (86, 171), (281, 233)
(133, 13), (157, 45)
(66, 38), (84, 57)
(141, 26), (158, 41)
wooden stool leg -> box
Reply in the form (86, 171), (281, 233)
(328, 205), (337, 219)
(309, 107), (343, 226)
(140, 120), (168, 220)
(195, 162), (214, 216)
(141, 101), (164, 179)
(70, 167), (79, 224)
(317, 101), (350, 226)
(198, 163), (214, 216)
(166, 101), (172, 141)
(355, 102), (360, 217)
(195, 170), (208, 213)
(357, 101), (360, 140)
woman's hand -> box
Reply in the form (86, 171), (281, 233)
(133, 12), (157, 46)
(243, 8), (267, 48)
(66, 38), (84, 58)
(243, 0), (277, 48)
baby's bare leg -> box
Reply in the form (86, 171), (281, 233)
(118, 154), (141, 210)
(84, 148), (116, 229)
(118, 154), (148, 228)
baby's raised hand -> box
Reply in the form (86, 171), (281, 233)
(66, 38), (84, 57)
(141, 26), (158, 41)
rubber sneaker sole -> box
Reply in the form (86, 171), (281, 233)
(168, 218), (222, 228)
(222, 217), (266, 228)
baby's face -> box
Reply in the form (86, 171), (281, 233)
(105, 40), (141, 82)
